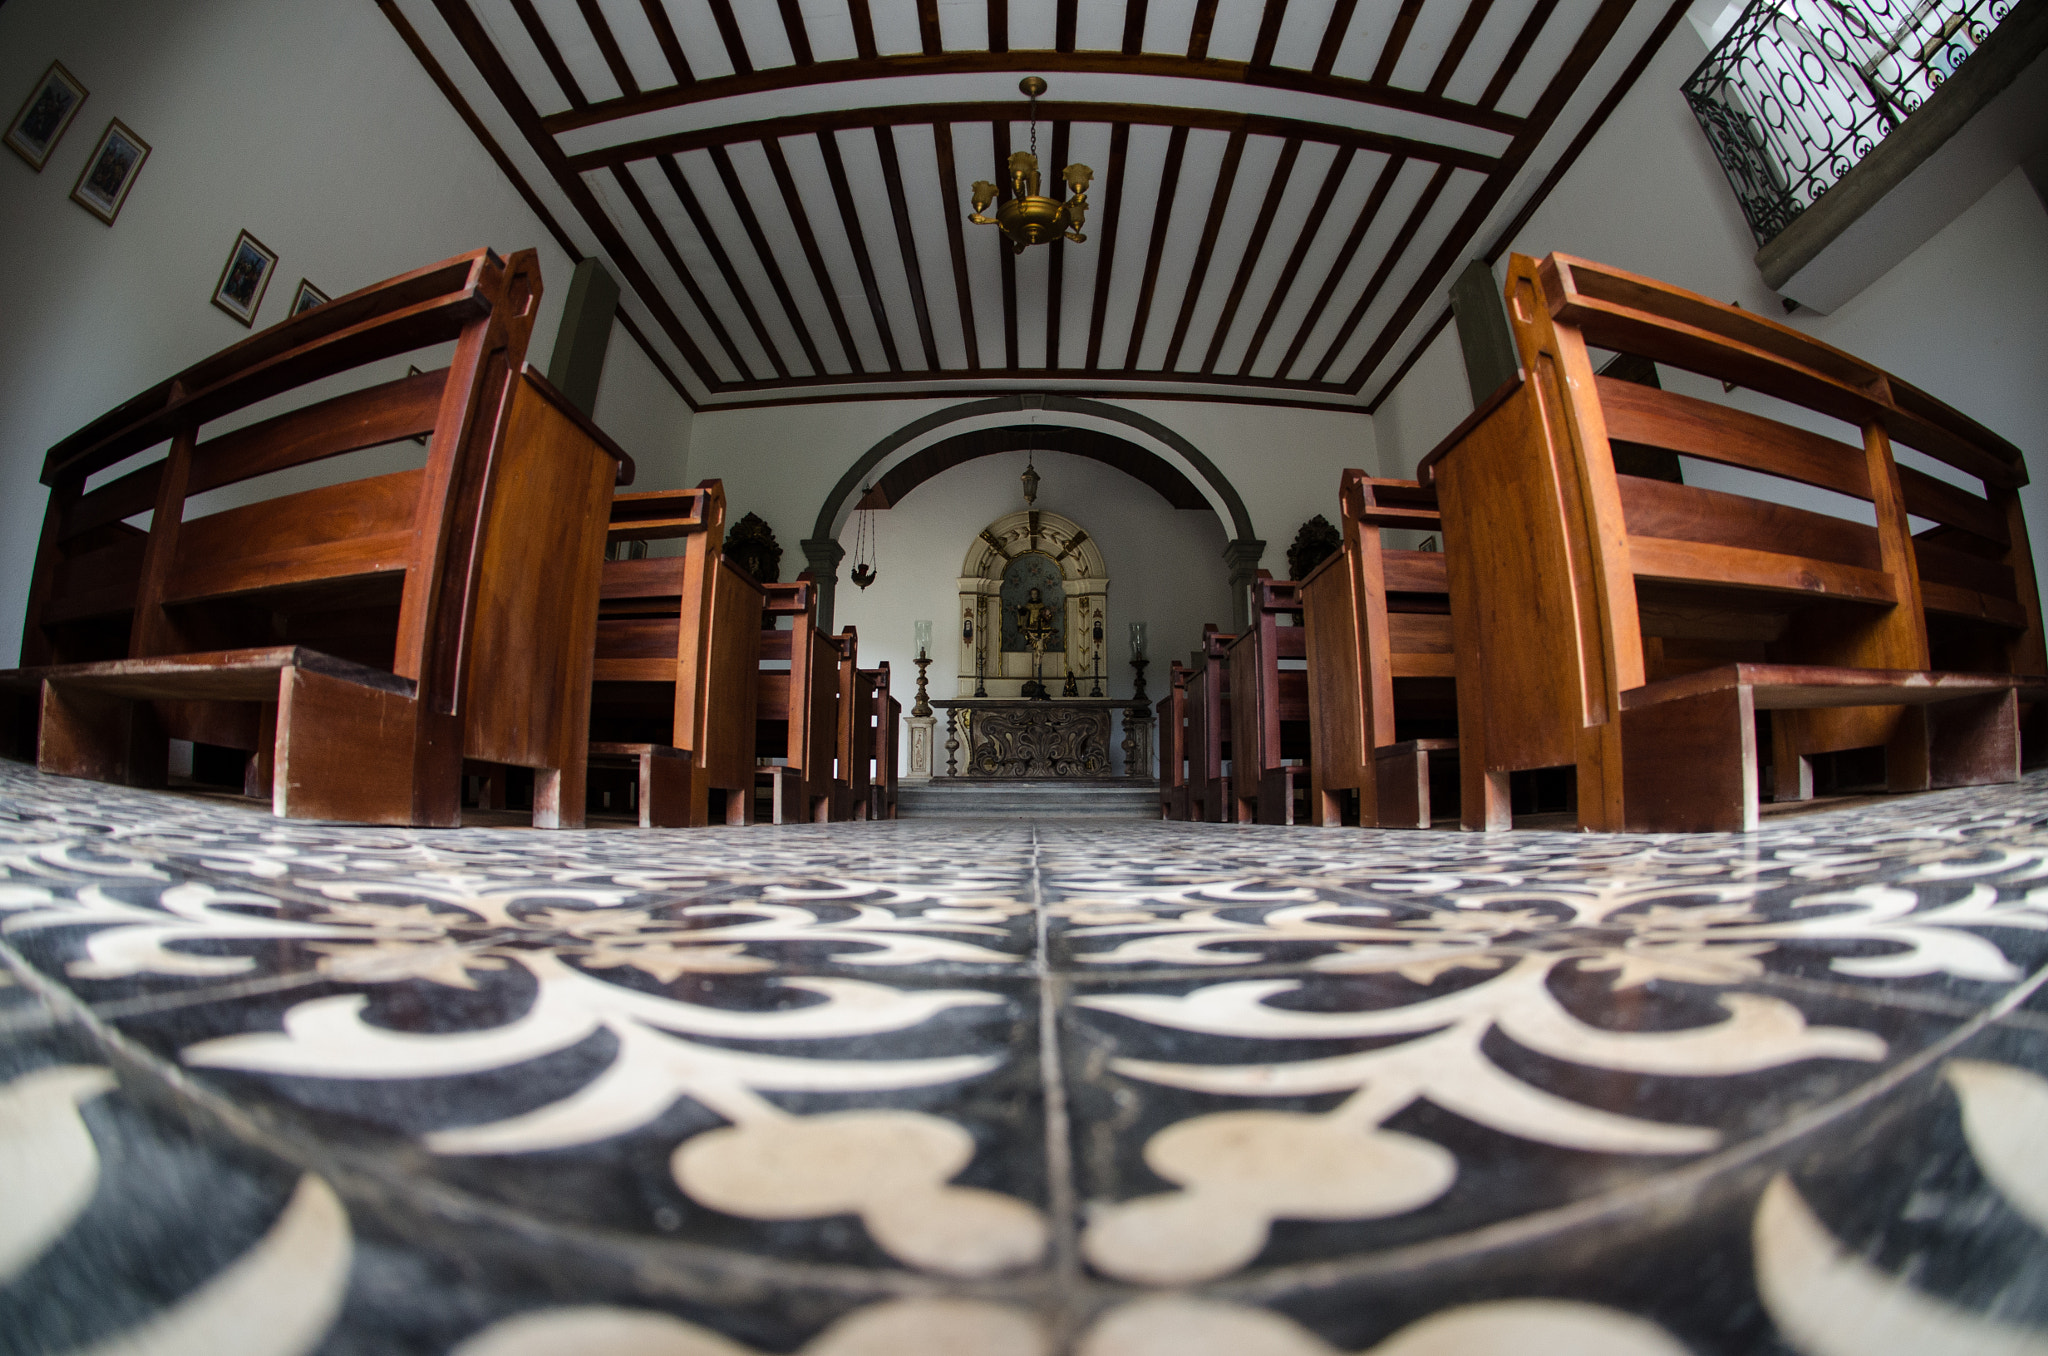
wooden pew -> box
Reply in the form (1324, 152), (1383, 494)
(1182, 626), (1235, 823)
(1157, 661), (1191, 820)
(4, 248), (626, 827)
(1421, 251), (2041, 832)
(830, 629), (872, 820)
(754, 580), (837, 824)
(1301, 471), (1458, 829)
(1227, 579), (1314, 824)
(589, 481), (765, 827)
(869, 662), (900, 820)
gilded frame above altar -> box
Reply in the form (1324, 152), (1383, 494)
(957, 509), (1107, 699)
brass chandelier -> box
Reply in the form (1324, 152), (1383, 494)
(968, 77), (1094, 253)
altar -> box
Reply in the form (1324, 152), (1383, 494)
(933, 698), (1148, 780)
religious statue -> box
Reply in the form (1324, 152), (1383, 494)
(1015, 586), (1058, 699)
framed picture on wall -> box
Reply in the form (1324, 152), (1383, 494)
(288, 278), (330, 316)
(211, 229), (278, 326)
(69, 117), (149, 223)
(5, 61), (88, 170)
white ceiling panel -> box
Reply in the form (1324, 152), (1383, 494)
(391, 0), (1668, 405)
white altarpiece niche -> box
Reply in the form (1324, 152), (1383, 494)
(956, 510), (1109, 698)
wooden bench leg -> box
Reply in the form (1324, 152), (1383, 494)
(1923, 690), (2020, 790)
(532, 741), (588, 830)
(1375, 749), (1427, 830)
(243, 703), (277, 800)
(39, 683), (168, 789)
(274, 668), (441, 826)
(637, 752), (692, 828)
(1622, 684), (1758, 833)
(725, 783), (755, 826)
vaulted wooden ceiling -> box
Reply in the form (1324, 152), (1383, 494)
(380, 0), (1689, 411)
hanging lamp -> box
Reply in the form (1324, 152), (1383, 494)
(849, 485), (879, 590)
(968, 78), (1094, 254)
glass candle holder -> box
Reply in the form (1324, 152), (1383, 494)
(914, 619), (932, 660)
(1129, 622), (1146, 660)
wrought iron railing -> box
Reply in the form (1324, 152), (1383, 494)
(1683, 0), (2014, 245)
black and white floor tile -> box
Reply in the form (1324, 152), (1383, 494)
(4, 759), (2048, 1353)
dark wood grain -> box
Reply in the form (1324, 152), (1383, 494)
(1201, 138), (1300, 374)
(1275, 153), (1405, 380)
(875, 126), (942, 369)
(1188, 0), (1220, 58)
(776, 0), (813, 65)
(1250, 0), (1290, 68)
(1429, 0), (1496, 95)
(1311, 162), (1457, 382)
(638, 0), (692, 83)
(848, 0), (878, 59)
(508, 0), (585, 107)
(655, 155), (792, 378)
(703, 0), (754, 75)
(1314, 0), (1359, 75)
(996, 119), (1019, 370)
(1083, 122), (1132, 370)
(1372, 0), (1427, 84)
(573, 0), (639, 96)
(610, 165), (753, 378)
(1236, 145), (1355, 376)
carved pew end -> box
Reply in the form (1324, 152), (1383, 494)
(1621, 664), (2021, 833)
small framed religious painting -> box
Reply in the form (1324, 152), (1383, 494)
(288, 278), (330, 316)
(69, 117), (149, 224)
(211, 229), (279, 327)
(5, 61), (88, 170)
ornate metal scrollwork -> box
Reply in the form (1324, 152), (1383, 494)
(963, 705), (1112, 778)
(1682, 0), (2010, 248)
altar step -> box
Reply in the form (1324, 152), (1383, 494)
(897, 780), (1161, 819)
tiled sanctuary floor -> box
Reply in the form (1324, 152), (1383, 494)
(5, 762), (2048, 1354)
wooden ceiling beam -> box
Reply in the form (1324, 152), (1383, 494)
(1274, 152), (1403, 378)
(429, 0), (724, 391)
(697, 363), (1348, 397)
(1346, 0), (1650, 392)
(917, 0), (943, 56)
(989, 0), (1010, 53)
(655, 154), (791, 378)
(575, 0), (640, 96)
(817, 130), (905, 371)
(706, 143), (828, 373)
(608, 164), (750, 377)
(1313, 0), (1359, 76)
(703, 0), (755, 76)
(1056, 0), (1077, 54)
(1160, 128), (1246, 371)
(1234, 144), (1354, 375)
(995, 120), (1019, 369)
(541, 53), (1525, 138)
(1045, 120), (1071, 369)
(1121, 0), (1148, 55)
(776, 0), (813, 66)
(1250, 0), (1289, 69)
(933, 122), (982, 369)
(1371, 0), (1427, 86)
(565, 100), (1499, 174)
(638, 0), (694, 84)
(1310, 161), (1456, 381)
(1083, 122), (1131, 370)
(874, 127), (942, 369)
(1481, 0), (1559, 108)
(1187, 0), (1221, 60)
(848, 0), (880, 60)
(1201, 136), (1300, 373)
(756, 138), (865, 373)
(1120, 125), (1191, 370)
(508, 0), (586, 108)
(1429, 0), (1496, 96)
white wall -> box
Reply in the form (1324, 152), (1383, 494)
(1368, 24), (2048, 579)
(684, 397), (1376, 577)
(830, 450), (1233, 773)
(0, 0), (692, 665)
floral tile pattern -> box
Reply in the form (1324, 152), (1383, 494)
(5, 759), (2048, 1353)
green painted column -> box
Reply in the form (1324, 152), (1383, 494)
(1448, 258), (1517, 407)
(546, 257), (620, 417)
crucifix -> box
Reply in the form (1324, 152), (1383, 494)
(1015, 586), (1058, 700)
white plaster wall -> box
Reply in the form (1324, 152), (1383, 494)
(0, 0), (691, 665)
(685, 396), (1378, 582)
(592, 333), (693, 490)
(1368, 24), (2048, 579)
(828, 449), (1233, 774)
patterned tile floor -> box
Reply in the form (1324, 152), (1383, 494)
(5, 760), (2048, 1354)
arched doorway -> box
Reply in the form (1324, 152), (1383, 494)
(801, 396), (1264, 631)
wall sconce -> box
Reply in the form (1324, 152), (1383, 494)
(962, 612), (974, 642)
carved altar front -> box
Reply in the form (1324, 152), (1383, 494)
(934, 698), (1124, 779)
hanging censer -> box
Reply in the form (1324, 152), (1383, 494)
(849, 485), (879, 590)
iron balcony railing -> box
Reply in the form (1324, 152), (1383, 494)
(1683, 0), (2015, 246)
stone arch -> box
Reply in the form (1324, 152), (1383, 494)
(801, 396), (1263, 630)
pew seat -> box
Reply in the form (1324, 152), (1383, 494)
(588, 742), (693, 829)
